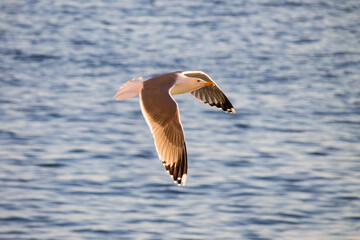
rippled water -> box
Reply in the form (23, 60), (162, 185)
(1, 0), (360, 239)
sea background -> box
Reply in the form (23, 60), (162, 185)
(1, 0), (360, 239)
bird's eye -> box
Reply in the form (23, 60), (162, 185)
(197, 80), (201, 82)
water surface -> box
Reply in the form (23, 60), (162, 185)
(1, 0), (360, 239)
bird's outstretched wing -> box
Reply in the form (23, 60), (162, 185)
(139, 87), (187, 185)
(183, 71), (236, 113)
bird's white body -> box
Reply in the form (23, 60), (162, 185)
(114, 71), (210, 100)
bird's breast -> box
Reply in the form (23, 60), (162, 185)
(170, 84), (203, 95)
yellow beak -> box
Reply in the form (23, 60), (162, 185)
(203, 82), (214, 87)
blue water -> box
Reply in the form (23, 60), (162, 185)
(1, 0), (360, 239)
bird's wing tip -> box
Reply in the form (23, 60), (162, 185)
(181, 174), (187, 186)
(173, 174), (187, 186)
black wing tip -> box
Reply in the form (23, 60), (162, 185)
(162, 144), (187, 186)
(228, 107), (236, 114)
(205, 101), (236, 113)
(163, 161), (187, 186)
(166, 168), (187, 186)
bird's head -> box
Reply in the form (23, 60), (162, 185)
(171, 73), (215, 95)
(192, 78), (215, 88)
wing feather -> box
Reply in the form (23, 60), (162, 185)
(139, 87), (188, 185)
(183, 71), (236, 113)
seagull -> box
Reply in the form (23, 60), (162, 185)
(114, 71), (235, 186)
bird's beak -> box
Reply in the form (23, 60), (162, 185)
(203, 82), (214, 87)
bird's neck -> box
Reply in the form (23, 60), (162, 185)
(170, 83), (203, 95)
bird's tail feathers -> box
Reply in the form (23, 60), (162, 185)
(114, 77), (145, 100)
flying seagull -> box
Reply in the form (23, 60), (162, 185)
(114, 71), (235, 186)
